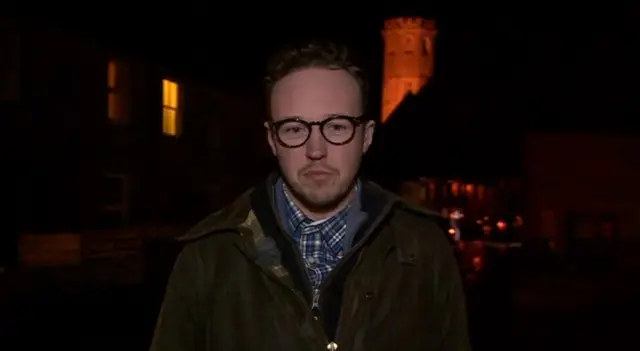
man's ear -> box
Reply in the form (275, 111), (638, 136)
(362, 120), (375, 154)
(264, 121), (277, 156)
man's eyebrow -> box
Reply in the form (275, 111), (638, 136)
(269, 115), (304, 122)
(275, 113), (356, 122)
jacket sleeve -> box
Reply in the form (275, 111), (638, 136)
(435, 235), (472, 351)
(150, 244), (204, 351)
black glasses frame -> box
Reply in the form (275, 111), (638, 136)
(270, 115), (365, 148)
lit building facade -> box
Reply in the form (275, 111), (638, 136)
(399, 178), (523, 221)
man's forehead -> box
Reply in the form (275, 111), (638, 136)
(270, 67), (362, 121)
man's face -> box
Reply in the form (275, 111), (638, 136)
(266, 67), (375, 211)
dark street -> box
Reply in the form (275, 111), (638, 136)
(3, 261), (638, 351)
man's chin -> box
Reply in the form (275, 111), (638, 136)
(299, 186), (352, 212)
(301, 196), (341, 214)
(299, 186), (329, 201)
(285, 177), (352, 213)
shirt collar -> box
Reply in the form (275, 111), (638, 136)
(282, 186), (311, 231)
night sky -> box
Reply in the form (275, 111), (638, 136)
(21, 5), (640, 179)
(33, 5), (638, 127)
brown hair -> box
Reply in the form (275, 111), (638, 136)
(264, 40), (369, 117)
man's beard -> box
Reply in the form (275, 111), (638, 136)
(284, 173), (355, 214)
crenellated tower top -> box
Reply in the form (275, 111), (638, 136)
(383, 17), (437, 31)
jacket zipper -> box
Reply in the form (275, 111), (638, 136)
(273, 226), (332, 348)
(269, 200), (395, 350)
(317, 201), (396, 348)
(289, 286), (330, 347)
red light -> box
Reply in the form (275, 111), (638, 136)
(472, 256), (483, 271)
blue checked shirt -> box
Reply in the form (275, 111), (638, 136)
(283, 187), (348, 307)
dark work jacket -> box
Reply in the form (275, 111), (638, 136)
(150, 174), (471, 351)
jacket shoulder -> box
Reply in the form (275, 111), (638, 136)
(177, 187), (254, 242)
(396, 200), (444, 220)
(363, 180), (444, 222)
(394, 198), (448, 228)
(393, 200), (455, 245)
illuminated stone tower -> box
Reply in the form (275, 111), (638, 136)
(381, 17), (438, 123)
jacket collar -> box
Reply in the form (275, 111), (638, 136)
(178, 171), (424, 243)
(178, 172), (282, 242)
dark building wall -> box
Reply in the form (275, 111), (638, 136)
(19, 25), (107, 232)
(1, 21), (22, 265)
(213, 90), (273, 198)
(7, 20), (268, 238)
(524, 132), (640, 254)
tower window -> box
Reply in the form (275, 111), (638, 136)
(404, 36), (414, 54)
(422, 37), (430, 56)
(405, 81), (413, 93)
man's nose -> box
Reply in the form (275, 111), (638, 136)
(305, 126), (328, 160)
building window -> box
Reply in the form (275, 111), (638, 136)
(465, 184), (475, 196)
(422, 37), (430, 56)
(477, 185), (485, 200)
(418, 185), (427, 202)
(107, 59), (131, 124)
(107, 60), (122, 122)
(162, 79), (181, 136)
(107, 60), (119, 120)
(404, 35), (414, 54)
(450, 181), (460, 197)
(404, 81), (413, 94)
(428, 182), (436, 200)
(101, 173), (130, 226)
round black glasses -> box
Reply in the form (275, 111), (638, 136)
(270, 115), (365, 148)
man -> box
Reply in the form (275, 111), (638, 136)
(150, 40), (471, 351)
